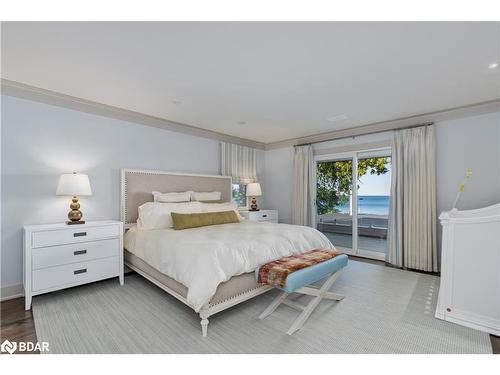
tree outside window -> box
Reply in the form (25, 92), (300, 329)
(316, 157), (390, 215)
(232, 184), (247, 207)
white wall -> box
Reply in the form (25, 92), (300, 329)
(263, 112), (500, 256)
(262, 147), (294, 224)
(436, 112), (500, 213)
(313, 131), (392, 152)
(0, 95), (264, 290)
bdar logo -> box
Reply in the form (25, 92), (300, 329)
(1, 339), (17, 354)
(0, 339), (49, 353)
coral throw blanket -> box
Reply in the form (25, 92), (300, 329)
(257, 249), (343, 288)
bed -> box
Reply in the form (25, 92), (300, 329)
(121, 168), (334, 336)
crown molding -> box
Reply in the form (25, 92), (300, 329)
(2, 78), (499, 151)
(1, 79), (266, 150)
(265, 98), (500, 150)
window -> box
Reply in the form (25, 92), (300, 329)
(221, 142), (256, 208)
(314, 148), (391, 261)
(232, 183), (247, 207)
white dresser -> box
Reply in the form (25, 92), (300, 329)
(23, 220), (123, 310)
(436, 204), (500, 335)
(240, 209), (278, 223)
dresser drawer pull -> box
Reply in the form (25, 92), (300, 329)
(262, 214), (267, 218)
(73, 250), (87, 256)
(73, 232), (87, 237)
(73, 268), (87, 275)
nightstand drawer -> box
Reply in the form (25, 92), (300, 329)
(249, 211), (278, 221)
(32, 224), (121, 248)
(32, 256), (119, 292)
(32, 238), (120, 270)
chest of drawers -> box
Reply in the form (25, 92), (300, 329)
(23, 221), (123, 310)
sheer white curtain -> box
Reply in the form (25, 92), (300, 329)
(220, 142), (257, 184)
(387, 125), (438, 272)
(292, 145), (314, 226)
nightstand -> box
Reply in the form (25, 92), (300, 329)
(23, 220), (123, 310)
(239, 209), (278, 223)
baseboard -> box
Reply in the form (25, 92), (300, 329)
(0, 283), (24, 302)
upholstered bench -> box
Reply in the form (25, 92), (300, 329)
(257, 253), (348, 335)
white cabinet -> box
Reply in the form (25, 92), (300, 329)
(436, 204), (500, 335)
(239, 209), (278, 223)
(24, 220), (123, 310)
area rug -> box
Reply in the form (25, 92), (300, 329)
(32, 260), (492, 353)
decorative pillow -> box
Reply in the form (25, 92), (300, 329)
(201, 202), (243, 221)
(152, 191), (192, 203)
(137, 201), (203, 230)
(191, 191), (222, 202)
(171, 211), (240, 230)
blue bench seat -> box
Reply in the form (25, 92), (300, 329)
(257, 252), (348, 335)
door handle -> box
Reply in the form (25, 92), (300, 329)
(73, 268), (87, 275)
(73, 232), (87, 237)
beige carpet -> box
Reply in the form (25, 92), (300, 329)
(32, 260), (492, 353)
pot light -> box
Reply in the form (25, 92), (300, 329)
(489, 62), (498, 69)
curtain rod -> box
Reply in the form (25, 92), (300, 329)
(293, 121), (434, 147)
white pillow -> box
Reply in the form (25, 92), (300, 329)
(201, 202), (243, 221)
(152, 191), (192, 203)
(137, 201), (203, 230)
(192, 191), (222, 202)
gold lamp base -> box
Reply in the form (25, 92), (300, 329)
(249, 196), (260, 211)
(67, 220), (86, 225)
(66, 195), (85, 225)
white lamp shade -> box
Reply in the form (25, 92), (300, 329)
(246, 182), (262, 197)
(56, 173), (92, 196)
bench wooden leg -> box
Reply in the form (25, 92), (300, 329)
(287, 271), (343, 335)
(259, 270), (345, 335)
(259, 291), (288, 319)
(323, 292), (345, 301)
(287, 294), (323, 335)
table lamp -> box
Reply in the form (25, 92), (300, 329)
(246, 182), (262, 211)
(56, 172), (92, 225)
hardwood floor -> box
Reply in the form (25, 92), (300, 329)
(1, 261), (498, 354)
(0, 298), (39, 354)
(491, 334), (500, 354)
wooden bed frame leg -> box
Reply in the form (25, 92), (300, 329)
(200, 306), (210, 337)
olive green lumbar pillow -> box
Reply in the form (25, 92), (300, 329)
(171, 210), (240, 230)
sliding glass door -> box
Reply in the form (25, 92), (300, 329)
(314, 149), (391, 260)
(315, 157), (355, 251)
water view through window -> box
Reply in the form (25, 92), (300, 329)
(316, 153), (391, 259)
(333, 195), (389, 215)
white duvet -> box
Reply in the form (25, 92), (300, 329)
(124, 221), (333, 311)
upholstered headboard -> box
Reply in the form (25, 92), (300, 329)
(120, 169), (232, 227)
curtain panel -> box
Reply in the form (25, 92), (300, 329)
(220, 142), (257, 184)
(292, 145), (314, 226)
(387, 125), (438, 272)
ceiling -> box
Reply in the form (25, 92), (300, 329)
(1, 22), (499, 143)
